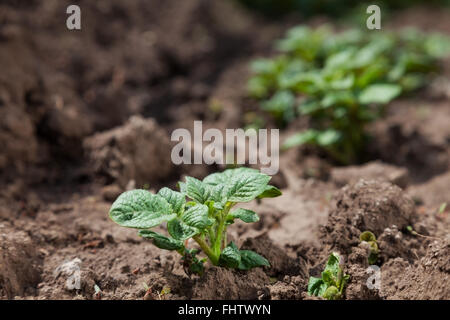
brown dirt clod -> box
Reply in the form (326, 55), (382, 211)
(321, 179), (415, 252)
(84, 115), (174, 188)
(0, 223), (42, 299)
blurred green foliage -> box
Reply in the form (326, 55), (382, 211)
(248, 25), (450, 163)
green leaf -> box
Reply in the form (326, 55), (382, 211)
(208, 184), (228, 206)
(358, 84), (402, 104)
(261, 91), (296, 122)
(138, 230), (184, 250)
(323, 252), (341, 278)
(109, 190), (176, 229)
(238, 250), (270, 270)
(285, 72), (325, 95)
(157, 187), (185, 215)
(316, 130), (341, 146)
(250, 58), (279, 74)
(261, 91), (295, 112)
(329, 74), (354, 90)
(438, 203), (447, 214)
(357, 60), (387, 88)
(425, 33), (450, 58)
(167, 218), (199, 241)
(219, 242), (241, 268)
(308, 252), (348, 298)
(178, 181), (186, 193)
(282, 130), (318, 149)
(185, 177), (210, 203)
(257, 185), (282, 199)
(228, 208), (259, 223)
(321, 270), (336, 286)
(320, 91), (355, 108)
(298, 100), (321, 115)
(307, 277), (327, 296)
(203, 167), (259, 186)
(325, 48), (355, 71)
(248, 77), (270, 99)
(360, 231), (376, 242)
(226, 172), (271, 203)
(181, 203), (213, 230)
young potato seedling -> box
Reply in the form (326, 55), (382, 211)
(249, 25), (450, 163)
(360, 231), (379, 265)
(307, 252), (349, 300)
(109, 167), (282, 275)
(438, 202), (447, 215)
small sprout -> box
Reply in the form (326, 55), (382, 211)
(208, 98), (223, 114)
(142, 282), (153, 300)
(406, 225), (417, 236)
(307, 252), (349, 300)
(323, 286), (340, 300)
(158, 286), (171, 300)
(181, 248), (205, 277)
(360, 231), (376, 242)
(108, 168), (281, 276)
(360, 231), (378, 265)
(438, 203), (447, 215)
(406, 225), (441, 240)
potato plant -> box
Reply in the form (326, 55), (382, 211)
(360, 231), (379, 264)
(109, 167), (281, 275)
(249, 25), (450, 163)
(307, 252), (349, 300)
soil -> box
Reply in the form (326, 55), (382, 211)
(0, 1), (449, 300)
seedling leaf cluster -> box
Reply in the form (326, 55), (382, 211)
(109, 167), (281, 275)
(307, 252), (349, 300)
(360, 231), (379, 264)
(249, 25), (450, 163)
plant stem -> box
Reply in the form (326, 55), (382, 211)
(213, 204), (231, 256)
(193, 235), (218, 265)
(223, 232), (227, 250)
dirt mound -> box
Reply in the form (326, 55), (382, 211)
(190, 267), (269, 299)
(268, 275), (306, 300)
(380, 240), (450, 299)
(0, 223), (42, 298)
(377, 225), (423, 263)
(84, 115), (174, 188)
(321, 179), (415, 252)
(345, 264), (380, 300)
